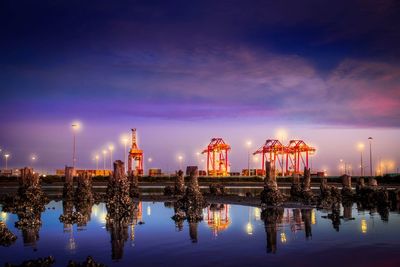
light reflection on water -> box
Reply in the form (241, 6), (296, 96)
(1, 201), (400, 267)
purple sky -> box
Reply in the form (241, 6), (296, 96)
(0, 0), (399, 174)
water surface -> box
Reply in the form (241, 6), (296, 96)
(1, 202), (399, 267)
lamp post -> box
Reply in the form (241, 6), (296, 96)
(358, 143), (365, 177)
(178, 155), (183, 170)
(4, 154), (10, 170)
(95, 155), (99, 171)
(31, 155), (36, 170)
(148, 157), (152, 173)
(71, 124), (78, 168)
(368, 137), (373, 177)
(246, 141), (252, 177)
(102, 150), (107, 174)
(108, 145), (114, 169)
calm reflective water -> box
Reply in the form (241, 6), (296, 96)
(1, 201), (400, 267)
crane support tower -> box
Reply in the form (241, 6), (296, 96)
(253, 139), (286, 175)
(286, 140), (315, 174)
(128, 128), (144, 175)
(202, 138), (231, 176)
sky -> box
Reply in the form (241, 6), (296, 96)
(0, 0), (399, 175)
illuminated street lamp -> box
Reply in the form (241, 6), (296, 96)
(246, 141), (252, 177)
(358, 143), (365, 176)
(31, 155), (37, 168)
(4, 154), (10, 170)
(368, 137), (373, 177)
(108, 145), (114, 169)
(178, 155), (183, 170)
(95, 155), (99, 171)
(71, 123), (81, 169)
(148, 157), (153, 170)
(102, 150), (107, 171)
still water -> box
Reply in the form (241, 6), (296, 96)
(1, 201), (399, 267)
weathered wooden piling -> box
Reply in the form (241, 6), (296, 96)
(106, 160), (135, 261)
(18, 167), (40, 189)
(290, 173), (302, 200)
(341, 174), (354, 200)
(300, 167), (314, 203)
(260, 161), (283, 206)
(174, 170), (185, 195)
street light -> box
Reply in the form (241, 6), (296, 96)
(4, 154), (10, 170)
(71, 123), (81, 169)
(246, 141), (252, 177)
(102, 150), (107, 172)
(358, 143), (365, 177)
(31, 155), (37, 170)
(95, 155), (99, 171)
(368, 137), (373, 177)
(148, 157), (152, 171)
(178, 155), (183, 170)
(108, 145), (114, 169)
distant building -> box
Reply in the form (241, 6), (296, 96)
(0, 169), (18, 176)
(55, 169), (112, 176)
(148, 168), (162, 176)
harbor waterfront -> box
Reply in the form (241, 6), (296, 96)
(2, 1), (400, 266)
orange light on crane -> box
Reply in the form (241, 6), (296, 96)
(128, 128), (144, 175)
(202, 138), (231, 176)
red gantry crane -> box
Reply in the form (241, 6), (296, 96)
(202, 138), (231, 176)
(128, 128), (144, 175)
(285, 140), (316, 174)
(253, 139), (316, 175)
(253, 139), (286, 175)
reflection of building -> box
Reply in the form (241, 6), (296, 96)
(204, 204), (230, 237)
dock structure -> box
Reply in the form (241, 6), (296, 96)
(202, 138), (231, 176)
(128, 128), (144, 175)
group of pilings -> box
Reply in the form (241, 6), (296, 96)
(59, 166), (96, 227)
(260, 160), (398, 210)
(1, 167), (49, 247)
(59, 161), (142, 260)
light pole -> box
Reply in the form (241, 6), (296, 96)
(71, 124), (78, 168)
(102, 150), (107, 173)
(95, 155), (99, 171)
(148, 157), (152, 173)
(358, 143), (365, 177)
(178, 155), (183, 170)
(108, 145), (114, 169)
(4, 154), (10, 170)
(368, 137), (373, 177)
(31, 155), (36, 169)
(246, 141), (252, 176)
